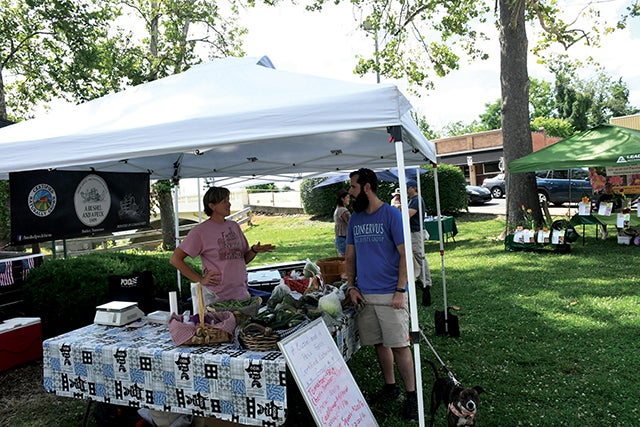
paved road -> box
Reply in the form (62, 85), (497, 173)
(467, 197), (576, 217)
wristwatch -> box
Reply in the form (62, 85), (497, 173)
(395, 288), (406, 293)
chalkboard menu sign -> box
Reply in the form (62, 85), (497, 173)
(278, 318), (378, 427)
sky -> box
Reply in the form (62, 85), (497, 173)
(239, 0), (640, 131)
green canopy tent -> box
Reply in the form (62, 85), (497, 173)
(509, 124), (640, 173)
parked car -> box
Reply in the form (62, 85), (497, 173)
(466, 185), (492, 205)
(482, 173), (505, 198)
(535, 168), (593, 206)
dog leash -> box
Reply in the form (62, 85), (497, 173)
(354, 301), (460, 385)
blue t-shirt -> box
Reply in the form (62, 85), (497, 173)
(346, 203), (404, 294)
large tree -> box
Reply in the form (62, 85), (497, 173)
(306, 0), (635, 228)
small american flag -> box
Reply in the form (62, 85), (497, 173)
(22, 257), (36, 281)
(0, 261), (14, 287)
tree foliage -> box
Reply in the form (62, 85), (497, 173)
(551, 57), (638, 131)
(0, 0), (122, 120)
(0, 0), (253, 247)
(530, 116), (574, 138)
(305, 0), (635, 230)
(0, 180), (9, 245)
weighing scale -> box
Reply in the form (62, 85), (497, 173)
(94, 301), (144, 326)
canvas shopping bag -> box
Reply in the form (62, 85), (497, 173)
(513, 230), (525, 243)
(537, 229), (550, 244)
(598, 202), (613, 216)
(617, 213), (631, 228)
(522, 229), (535, 243)
(578, 202), (590, 216)
(551, 229), (564, 244)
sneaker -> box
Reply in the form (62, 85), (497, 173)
(371, 384), (404, 404)
(403, 393), (419, 423)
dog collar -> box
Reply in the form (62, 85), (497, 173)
(448, 402), (476, 424)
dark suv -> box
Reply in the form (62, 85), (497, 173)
(535, 168), (593, 206)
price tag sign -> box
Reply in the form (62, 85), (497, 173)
(278, 318), (378, 427)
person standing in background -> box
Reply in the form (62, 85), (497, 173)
(405, 179), (431, 306)
(344, 168), (418, 423)
(333, 189), (351, 256)
(390, 188), (402, 209)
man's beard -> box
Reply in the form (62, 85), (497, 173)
(352, 191), (369, 213)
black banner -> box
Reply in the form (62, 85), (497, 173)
(9, 170), (150, 244)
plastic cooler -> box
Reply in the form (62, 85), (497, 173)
(0, 317), (42, 371)
(247, 270), (282, 293)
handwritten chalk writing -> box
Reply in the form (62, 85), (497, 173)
(278, 319), (378, 427)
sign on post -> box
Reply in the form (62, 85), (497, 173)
(278, 318), (378, 427)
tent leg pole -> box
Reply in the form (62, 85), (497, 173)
(432, 164), (449, 332)
(392, 131), (425, 427)
(174, 184), (181, 297)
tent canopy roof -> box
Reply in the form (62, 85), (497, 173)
(509, 124), (640, 173)
(0, 56), (435, 181)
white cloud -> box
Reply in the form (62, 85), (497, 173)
(240, 1), (640, 131)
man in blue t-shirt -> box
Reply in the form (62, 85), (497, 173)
(344, 168), (418, 423)
(406, 180), (431, 298)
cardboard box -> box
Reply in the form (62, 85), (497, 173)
(0, 317), (42, 371)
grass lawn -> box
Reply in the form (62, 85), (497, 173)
(1, 213), (639, 426)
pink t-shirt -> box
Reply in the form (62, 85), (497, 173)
(179, 219), (250, 301)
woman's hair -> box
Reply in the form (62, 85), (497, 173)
(336, 189), (349, 207)
(203, 186), (230, 216)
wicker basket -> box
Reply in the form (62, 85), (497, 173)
(168, 311), (235, 346)
(317, 256), (346, 284)
(238, 323), (281, 352)
(208, 296), (262, 324)
(168, 283), (235, 346)
(183, 323), (231, 345)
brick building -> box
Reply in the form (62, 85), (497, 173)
(433, 129), (561, 185)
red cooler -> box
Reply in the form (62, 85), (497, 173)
(0, 317), (42, 371)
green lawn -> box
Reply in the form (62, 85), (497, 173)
(245, 213), (640, 426)
(2, 213), (639, 426)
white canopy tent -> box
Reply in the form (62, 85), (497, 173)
(0, 56), (436, 180)
(0, 56), (446, 426)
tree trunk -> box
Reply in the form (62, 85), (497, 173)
(0, 71), (7, 121)
(158, 189), (176, 250)
(500, 0), (543, 231)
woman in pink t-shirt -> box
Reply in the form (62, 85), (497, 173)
(170, 187), (275, 302)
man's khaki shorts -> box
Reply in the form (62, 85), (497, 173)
(356, 293), (410, 348)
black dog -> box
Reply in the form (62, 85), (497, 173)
(427, 360), (485, 426)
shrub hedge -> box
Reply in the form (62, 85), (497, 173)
(300, 164), (468, 217)
(420, 163), (468, 215)
(22, 251), (192, 338)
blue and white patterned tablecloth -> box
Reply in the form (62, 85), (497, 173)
(43, 311), (360, 426)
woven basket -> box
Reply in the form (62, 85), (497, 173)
(168, 311), (235, 346)
(317, 256), (346, 284)
(238, 323), (281, 352)
(169, 283), (235, 346)
(183, 323), (231, 345)
(208, 296), (262, 324)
